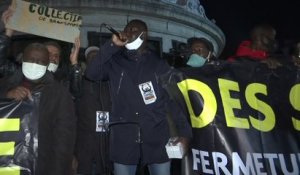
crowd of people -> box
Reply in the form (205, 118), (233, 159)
(0, 4), (300, 175)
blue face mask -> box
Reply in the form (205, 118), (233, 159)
(186, 54), (206, 67)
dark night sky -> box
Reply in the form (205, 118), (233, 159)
(201, 0), (300, 58)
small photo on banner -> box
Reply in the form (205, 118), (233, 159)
(96, 111), (109, 132)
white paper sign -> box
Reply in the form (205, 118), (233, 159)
(6, 0), (82, 43)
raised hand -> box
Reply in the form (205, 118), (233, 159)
(1, 6), (15, 37)
(69, 36), (80, 65)
(112, 31), (128, 47)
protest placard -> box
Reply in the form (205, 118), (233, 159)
(6, 0), (82, 43)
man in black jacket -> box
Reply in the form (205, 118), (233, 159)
(85, 19), (192, 175)
(0, 7), (77, 174)
(74, 46), (112, 175)
(0, 42), (76, 175)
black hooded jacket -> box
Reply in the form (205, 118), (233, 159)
(85, 40), (192, 164)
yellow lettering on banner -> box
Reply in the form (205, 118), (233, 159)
(0, 118), (21, 174)
(0, 118), (20, 132)
(0, 142), (15, 156)
(0, 166), (21, 175)
(218, 79), (250, 129)
(178, 79), (217, 128)
(289, 84), (300, 131)
(245, 83), (275, 132)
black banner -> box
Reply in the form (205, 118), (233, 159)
(0, 93), (40, 175)
(164, 60), (300, 174)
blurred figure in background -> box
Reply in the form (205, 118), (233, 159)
(44, 39), (82, 99)
(0, 5), (18, 78)
(291, 41), (300, 67)
(185, 37), (215, 67)
(228, 23), (281, 68)
(74, 45), (112, 175)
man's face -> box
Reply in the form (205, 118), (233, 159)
(124, 22), (144, 43)
(23, 49), (49, 66)
(191, 41), (210, 58)
(22, 44), (49, 81)
(46, 45), (60, 64)
(86, 50), (98, 64)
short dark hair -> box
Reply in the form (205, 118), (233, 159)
(24, 42), (49, 56)
(44, 40), (62, 53)
(23, 42), (49, 64)
(128, 19), (148, 31)
(187, 37), (214, 52)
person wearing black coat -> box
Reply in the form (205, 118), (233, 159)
(74, 46), (112, 175)
(85, 19), (192, 175)
(0, 42), (76, 175)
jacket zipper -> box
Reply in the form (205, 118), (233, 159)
(117, 71), (124, 94)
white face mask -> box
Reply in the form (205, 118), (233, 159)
(125, 32), (144, 50)
(47, 62), (59, 72)
(22, 62), (47, 80)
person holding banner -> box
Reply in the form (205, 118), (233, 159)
(85, 19), (192, 175)
(185, 37), (216, 67)
(0, 42), (77, 175)
(0, 8), (76, 175)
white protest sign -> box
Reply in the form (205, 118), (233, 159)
(6, 0), (82, 43)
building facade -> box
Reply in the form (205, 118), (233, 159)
(1, 0), (225, 58)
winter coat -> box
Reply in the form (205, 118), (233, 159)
(75, 77), (111, 174)
(0, 70), (76, 175)
(85, 40), (192, 165)
(228, 40), (268, 61)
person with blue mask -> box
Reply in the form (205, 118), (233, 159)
(186, 37), (214, 67)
